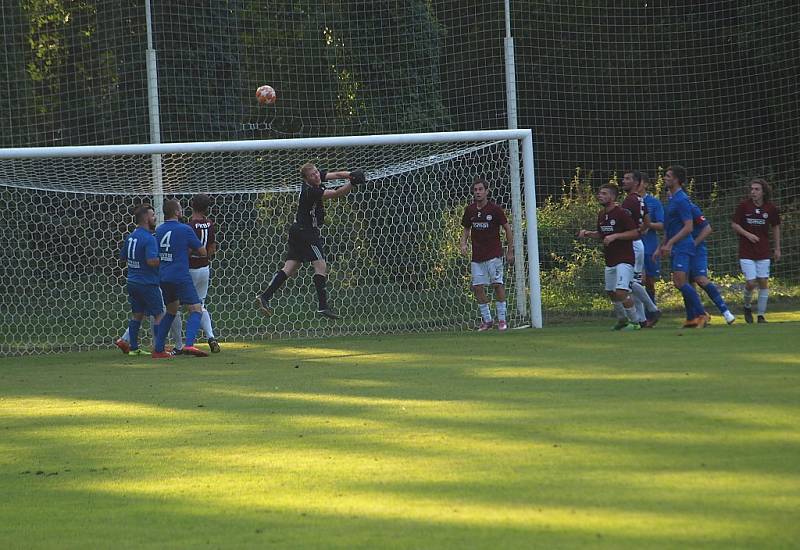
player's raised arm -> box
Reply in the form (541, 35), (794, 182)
(322, 169), (365, 199)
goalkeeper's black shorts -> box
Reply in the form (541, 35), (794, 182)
(286, 223), (326, 263)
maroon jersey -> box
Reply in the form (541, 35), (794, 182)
(733, 199), (780, 260)
(188, 216), (216, 269)
(620, 192), (648, 230)
(597, 205), (636, 267)
(461, 201), (508, 262)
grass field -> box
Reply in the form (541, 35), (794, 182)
(2, 314), (799, 549)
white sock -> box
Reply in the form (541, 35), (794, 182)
(121, 328), (130, 343)
(479, 303), (492, 323)
(757, 289), (769, 315)
(612, 302), (626, 320)
(634, 299), (646, 323)
(170, 311), (183, 349)
(496, 301), (507, 322)
(631, 281), (658, 312)
(743, 288), (753, 308)
(201, 309), (215, 339)
(624, 305), (637, 323)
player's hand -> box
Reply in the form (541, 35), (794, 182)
(602, 234), (616, 246)
(459, 242), (469, 256)
(577, 229), (587, 239)
(746, 233), (760, 244)
(505, 248), (514, 263)
(349, 169), (366, 186)
(774, 248), (781, 262)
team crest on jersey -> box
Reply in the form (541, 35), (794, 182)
(610, 219), (616, 226)
(486, 214), (493, 221)
(763, 212), (768, 219)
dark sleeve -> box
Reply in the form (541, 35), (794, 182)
(208, 220), (217, 247)
(319, 169), (328, 182)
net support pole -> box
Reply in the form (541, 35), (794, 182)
(504, 0), (527, 318)
(145, 0), (164, 223)
(521, 131), (542, 328)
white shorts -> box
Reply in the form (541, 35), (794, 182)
(632, 239), (644, 280)
(471, 257), (504, 286)
(605, 263), (634, 292)
(189, 265), (210, 304)
(740, 259), (770, 280)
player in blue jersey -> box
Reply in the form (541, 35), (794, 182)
(118, 204), (164, 355)
(687, 202), (736, 324)
(637, 173), (664, 318)
(153, 199), (208, 358)
(653, 165), (707, 327)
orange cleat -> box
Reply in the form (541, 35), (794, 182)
(182, 345), (209, 357)
(115, 338), (131, 354)
(151, 351), (172, 359)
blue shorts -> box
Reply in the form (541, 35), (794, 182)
(160, 278), (201, 306)
(689, 251), (708, 279)
(671, 252), (693, 274)
(127, 281), (165, 316)
(644, 251), (660, 278)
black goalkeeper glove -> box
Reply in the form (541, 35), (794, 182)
(349, 169), (366, 186)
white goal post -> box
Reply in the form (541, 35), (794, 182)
(0, 130), (542, 355)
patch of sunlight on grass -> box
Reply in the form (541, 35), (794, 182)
(268, 346), (428, 364)
(330, 378), (394, 388)
(0, 397), (192, 420)
(734, 352), (800, 366)
(79, 474), (760, 540)
(469, 367), (707, 381)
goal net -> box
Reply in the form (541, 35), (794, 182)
(0, 130), (540, 355)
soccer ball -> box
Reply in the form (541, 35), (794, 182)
(255, 85), (277, 105)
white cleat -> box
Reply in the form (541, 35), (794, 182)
(723, 310), (736, 325)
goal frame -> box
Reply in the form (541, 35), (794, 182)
(1, 129), (543, 329)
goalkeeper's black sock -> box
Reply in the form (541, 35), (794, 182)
(262, 269), (288, 300)
(313, 273), (328, 310)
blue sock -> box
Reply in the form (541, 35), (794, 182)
(700, 282), (729, 314)
(681, 294), (691, 320)
(128, 319), (142, 350)
(155, 313), (175, 352)
(185, 311), (202, 347)
(680, 284), (704, 319)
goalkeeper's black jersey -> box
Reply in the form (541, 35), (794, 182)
(294, 170), (327, 228)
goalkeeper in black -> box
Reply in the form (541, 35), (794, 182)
(257, 162), (365, 319)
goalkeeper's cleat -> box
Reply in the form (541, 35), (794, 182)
(611, 319), (629, 331)
(128, 348), (148, 356)
(316, 308), (340, 319)
(723, 310), (736, 324)
(757, 315), (767, 324)
(477, 321), (493, 332)
(208, 338), (221, 353)
(497, 320), (508, 332)
(183, 345), (209, 357)
(151, 351), (172, 359)
(743, 306), (754, 324)
(114, 338), (131, 354)
(621, 322), (641, 331)
(682, 317), (700, 328)
(256, 294), (272, 316)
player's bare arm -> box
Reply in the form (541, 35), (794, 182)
(577, 229), (600, 239)
(773, 225), (781, 262)
(694, 224), (712, 247)
(603, 227), (640, 247)
(656, 218), (693, 258)
(460, 227), (471, 255)
(731, 221), (759, 243)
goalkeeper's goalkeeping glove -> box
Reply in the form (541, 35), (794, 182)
(349, 169), (366, 186)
